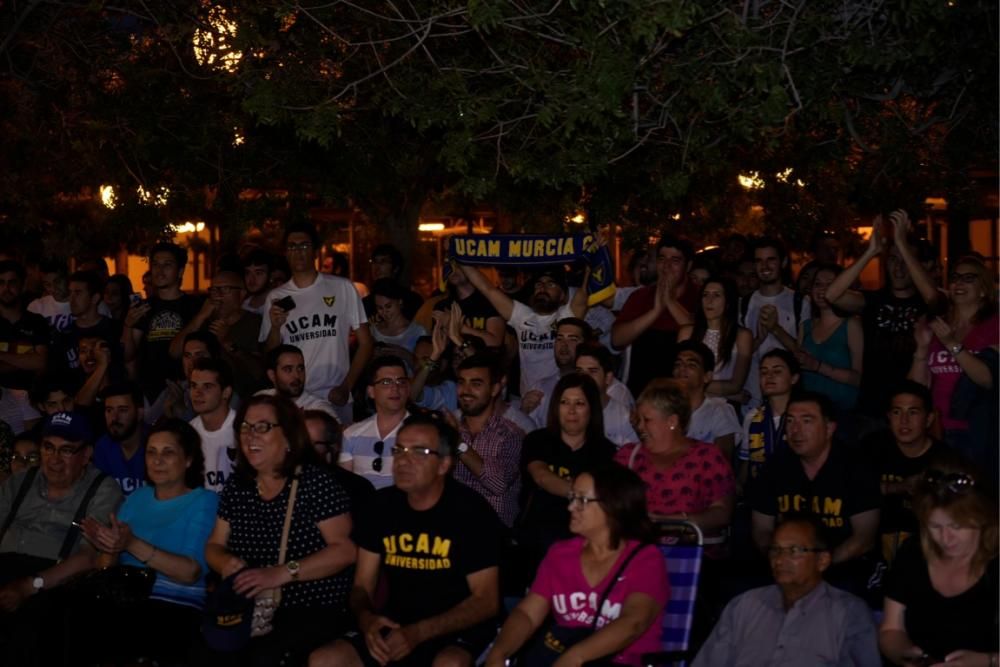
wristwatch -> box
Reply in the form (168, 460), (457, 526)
(457, 442), (470, 455)
(286, 560), (300, 581)
(31, 576), (44, 594)
(949, 342), (964, 357)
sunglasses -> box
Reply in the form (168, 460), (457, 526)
(922, 470), (976, 495)
(948, 272), (978, 285)
(372, 441), (384, 472)
(11, 452), (40, 466)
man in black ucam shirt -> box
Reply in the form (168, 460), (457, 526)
(310, 413), (501, 667)
(751, 391), (881, 600)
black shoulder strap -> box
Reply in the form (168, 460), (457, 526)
(0, 466), (40, 546)
(590, 543), (649, 629)
(58, 472), (108, 562)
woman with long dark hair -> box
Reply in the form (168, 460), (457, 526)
(516, 374), (616, 576)
(678, 277), (752, 403)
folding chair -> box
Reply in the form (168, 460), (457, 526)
(642, 520), (704, 667)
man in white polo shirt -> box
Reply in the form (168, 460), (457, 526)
(340, 356), (410, 489)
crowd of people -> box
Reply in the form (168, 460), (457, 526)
(0, 211), (996, 666)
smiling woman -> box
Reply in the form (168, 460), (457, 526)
(202, 394), (357, 666)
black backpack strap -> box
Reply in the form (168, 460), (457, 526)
(0, 466), (40, 546)
(793, 290), (804, 331)
(58, 472), (108, 562)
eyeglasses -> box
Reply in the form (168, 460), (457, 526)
(372, 441), (385, 472)
(923, 470), (976, 495)
(11, 452), (40, 465)
(286, 242), (313, 253)
(566, 493), (601, 507)
(371, 378), (410, 387)
(41, 442), (86, 459)
(390, 444), (442, 459)
(239, 421), (282, 435)
(766, 545), (825, 559)
(208, 286), (243, 295)
(949, 272), (978, 285)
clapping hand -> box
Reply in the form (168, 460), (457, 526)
(928, 317), (958, 349)
(866, 215), (888, 256)
(890, 209), (912, 247)
(81, 513), (132, 555)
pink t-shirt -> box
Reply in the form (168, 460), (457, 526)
(614, 441), (736, 518)
(530, 537), (669, 665)
(927, 314), (998, 430)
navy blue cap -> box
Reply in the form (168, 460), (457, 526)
(201, 572), (253, 652)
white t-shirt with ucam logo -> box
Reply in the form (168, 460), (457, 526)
(258, 273), (368, 397)
(190, 408), (236, 493)
(508, 300), (574, 397)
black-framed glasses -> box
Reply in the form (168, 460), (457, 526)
(11, 452), (40, 465)
(766, 545), (826, 559)
(208, 285), (243, 295)
(923, 470), (976, 495)
(566, 493), (601, 507)
(40, 442), (86, 459)
(390, 445), (441, 459)
(286, 242), (313, 253)
(371, 377), (410, 387)
(240, 421), (282, 435)
(371, 441), (385, 472)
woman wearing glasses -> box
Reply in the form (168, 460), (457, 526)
(879, 458), (998, 666)
(76, 418), (218, 664)
(204, 394), (357, 665)
(908, 253), (998, 470)
(486, 464), (669, 666)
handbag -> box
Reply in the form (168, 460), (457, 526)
(71, 565), (157, 607)
(521, 543), (648, 667)
(251, 467), (301, 638)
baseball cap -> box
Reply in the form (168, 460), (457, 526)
(201, 572), (253, 652)
(42, 411), (94, 444)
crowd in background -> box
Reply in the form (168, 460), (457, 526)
(0, 211), (996, 666)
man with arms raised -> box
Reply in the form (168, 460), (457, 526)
(693, 515), (879, 667)
(310, 413), (501, 667)
(457, 263), (587, 398)
(260, 222), (373, 425)
(612, 235), (697, 395)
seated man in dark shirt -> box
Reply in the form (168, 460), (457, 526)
(310, 413), (501, 667)
(866, 381), (947, 564)
(751, 391), (881, 599)
(303, 409), (375, 510)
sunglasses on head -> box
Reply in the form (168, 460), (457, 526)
(922, 469), (976, 495)
(372, 441), (384, 472)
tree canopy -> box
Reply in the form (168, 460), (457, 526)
(0, 0), (995, 257)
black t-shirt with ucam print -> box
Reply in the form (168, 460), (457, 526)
(353, 478), (502, 625)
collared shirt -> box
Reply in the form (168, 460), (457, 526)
(692, 581), (880, 667)
(340, 412), (408, 489)
(0, 466), (123, 561)
(455, 413), (523, 527)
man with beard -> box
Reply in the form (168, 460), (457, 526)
(92, 383), (146, 495)
(257, 344), (339, 420)
(612, 235), (698, 396)
(457, 263), (588, 397)
(740, 238), (811, 410)
(824, 210), (940, 433)
(0, 260), (49, 392)
(519, 317), (592, 427)
(123, 242), (203, 404)
(241, 248), (275, 317)
(453, 354), (523, 527)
